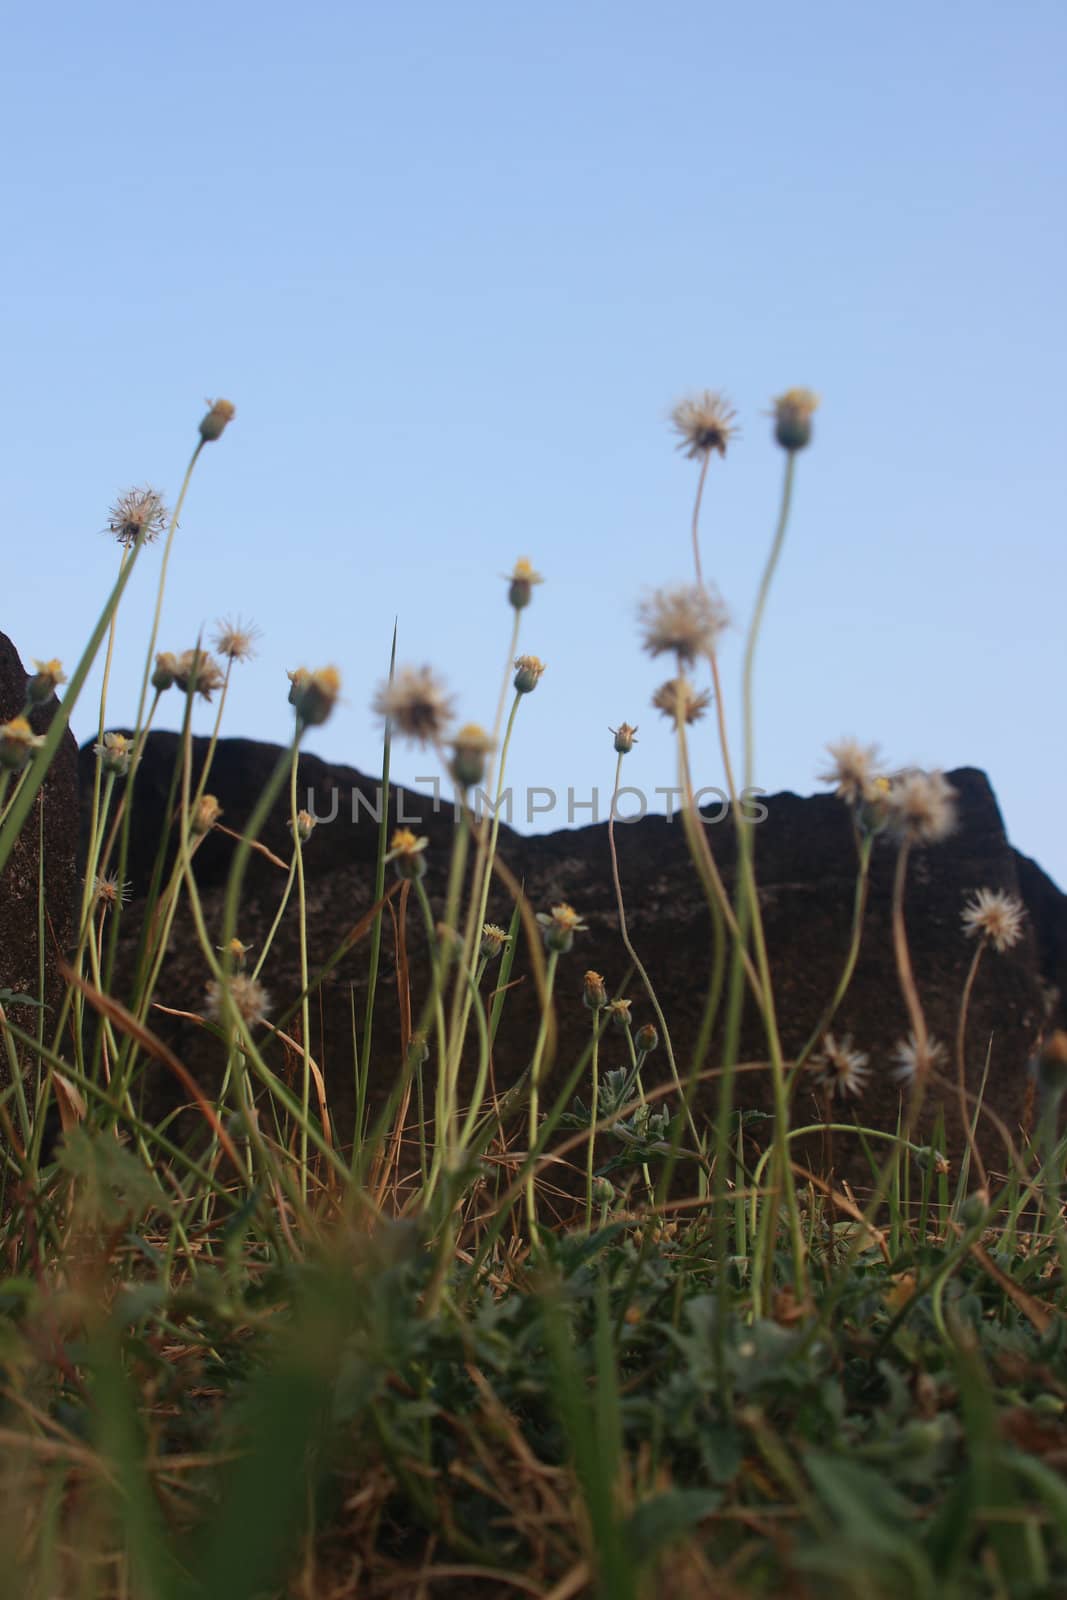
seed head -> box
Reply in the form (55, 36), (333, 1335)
(105, 487), (169, 548)
(28, 659), (66, 704)
(480, 923), (510, 962)
(205, 972), (270, 1028)
(93, 730), (132, 777)
(513, 655), (546, 694)
(449, 723), (495, 790)
(670, 390), (739, 460)
(961, 888), (1026, 954)
(639, 584), (729, 665)
(652, 677), (711, 725)
(289, 665), (341, 727)
(536, 901), (587, 954)
(385, 827), (429, 881)
(199, 398), (236, 442)
(0, 717), (45, 771)
(212, 616), (260, 662)
(505, 557), (544, 610)
(92, 872), (131, 910)
(288, 810), (317, 843)
(892, 1033), (948, 1086)
(152, 652), (180, 691)
(610, 722), (638, 755)
(373, 665), (455, 747)
(174, 649), (226, 702)
(819, 738), (884, 807)
(190, 794), (223, 835)
(809, 1033), (870, 1099)
(583, 970), (608, 1010)
(772, 388), (819, 451)
(884, 770), (958, 846)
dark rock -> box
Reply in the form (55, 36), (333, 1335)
(79, 734), (1065, 1184)
(0, 635), (80, 1081)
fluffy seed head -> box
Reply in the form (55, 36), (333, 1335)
(809, 1033), (870, 1099)
(373, 665), (455, 747)
(884, 770), (958, 846)
(639, 584), (729, 665)
(212, 617), (260, 662)
(106, 487), (169, 548)
(92, 873), (131, 910)
(670, 390), (739, 460)
(961, 888), (1026, 953)
(205, 972), (270, 1028)
(199, 398), (236, 442)
(819, 739), (884, 807)
(772, 388), (819, 451)
(892, 1033), (948, 1086)
(175, 649), (226, 702)
(652, 677), (712, 725)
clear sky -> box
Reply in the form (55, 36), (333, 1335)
(3, 1), (1064, 884)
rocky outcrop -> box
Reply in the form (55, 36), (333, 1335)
(79, 734), (1065, 1181)
(0, 635), (80, 1078)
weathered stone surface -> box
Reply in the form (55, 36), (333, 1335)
(0, 635), (79, 1076)
(79, 734), (1065, 1182)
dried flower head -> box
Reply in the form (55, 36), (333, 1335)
(772, 388), (819, 451)
(373, 665), (455, 747)
(884, 770), (958, 846)
(670, 390), (739, 460)
(288, 809), (317, 843)
(891, 1033), (948, 1086)
(450, 723), (495, 790)
(480, 923), (510, 962)
(190, 794), (223, 835)
(610, 722), (638, 755)
(513, 655), (546, 694)
(199, 398), (236, 442)
(92, 873), (131, 910)
(961, 888), (1026, 954)
(0, 717), (45, 770)
(152, 651), (180, 691)
(819, 739), (884, 807)
(289, 665), (341, 727)
(583, 970), (608, 1010)
(212, 616), (260, 662)
(205, 972), (270, 1028)
(385, 827), (429, 880)
(809, 1033), (870, 1099)
(93, 730), (132, 777)
(607, 997), (633, 1031)
(652, 677), (712, 725)
(639, 584), (729, 665)
(28, 659), (66, 703)
(174, 649), (227, 702)
(536, 901), (587, 954)
(106, 487), (169, 548)
(505, 557), (544, 610)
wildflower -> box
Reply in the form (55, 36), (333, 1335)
(635, 1023), (659, 1055)
(152, 651), (180, 691)
(385, 827), (429, 881)
(212, 616), (260, 662)
(373, 665), (455, 747)
(652, 677), (711, 725)
(92, 873), (131, 909)
(884, 770), (958, 846)
(450, 723), (495, 790)
(536, 902), (586, 954)
(639, 584), (729, 665)
(190, 794), (223, 834)
(819, 738), (884, 807)
(205, 972), (270, 1028)
(199, 398), (236, 442)
(105, 487), (169, 548)
(610, 722), (638, 755)
(809, 1033), (870, 1099)
(961, 888), (1026, 953)
(670, 390), (739, 460)
(288, 809), (317, 843)
(772, 388), (819, 452)
(289, 665), (341, 727)
(174, 649), (226, 702)
(481, 923), (510, 962)
(0, 717), (45, 770)
(93, 730), (132, 777)
(583, 970), (608, 1010)
(217, 938), (253, 969)
(27, 659), (66, 704)
(505, 558), (543, 610)
(892, 1033), (948, 1087)
(606, 998), (633, 1031)
(513, 655), (545, 694)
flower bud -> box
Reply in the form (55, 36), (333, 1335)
(0, 717), (45, 771)
(582, 970), (608, 1010)
(27, 659), (66, 704)
(387, 828), (428, 880)
(152, 651), (179, 692)
(592, 1176), (614, 1207)
(607, 998), (633, 1031)
(610, 722), (638, 755)
(449, 724), (495, 790)
(288, 809), (317, 843)
(289, 665), (341, 728)
(772, 388), (819, 452)
(505, 557), (543, 610)
(513, 655), (545, 694)
(635, 1023), (659, 1055)
(191, 794), (223, 834)
(536, 902), (586, 954)
(93, 730), (132, 777)
(480, 923), (510, 962)
(199, 398), (236, 442)
(407, 1033), (430, 1069)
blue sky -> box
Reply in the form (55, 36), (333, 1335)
(3, 1), (1064, 884)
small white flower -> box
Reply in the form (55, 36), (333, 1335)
(961, 888), (1026, 954)
(638, 584), (730, 665)
(884, 770), (957, 845)
(818, 739), (883, 807)
(891, 1033), (947, 1086)
(809, 1033), (870, 1099)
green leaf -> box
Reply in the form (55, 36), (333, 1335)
(624, 1488), (720, 1565)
